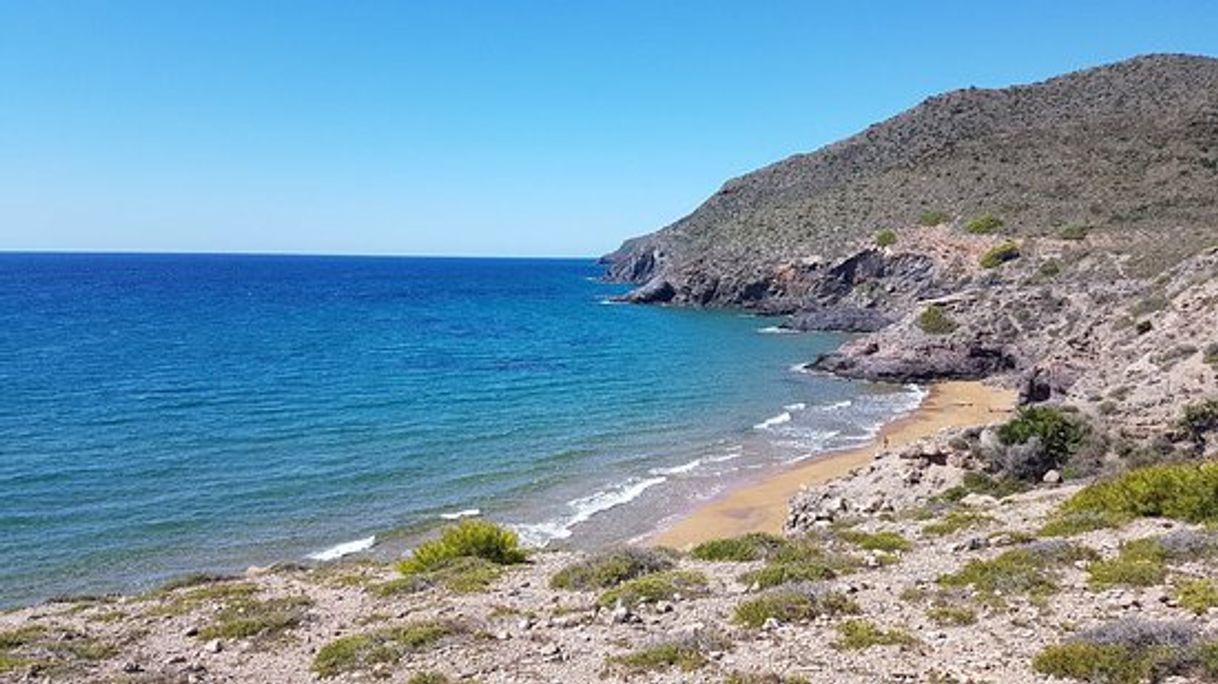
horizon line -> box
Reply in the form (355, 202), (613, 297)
(0, 248), (604, 261)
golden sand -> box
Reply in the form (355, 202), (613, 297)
(646, 380), (1018, 549)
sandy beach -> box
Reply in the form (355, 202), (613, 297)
(647, 380), (1018, 549)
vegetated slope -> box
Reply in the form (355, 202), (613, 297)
(604, 54), (1218, 307)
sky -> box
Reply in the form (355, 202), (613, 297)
(2, 2), (1217, 257)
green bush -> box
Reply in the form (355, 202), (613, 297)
(916, 305), (958, 335)
(596, 570), (707, 608)
(1088, 539), (1167, 589)
(313, 621), (456, 678)
(1052, 462), (1218, 527)
(921, 510), (994, 537)
(926, 604), (977, 626)
(979, 241), (1020, 268)
(938, 543), (1096, 599)
(1037, 259), (1063, 278)
(736, 540), (859, 589)
(1032, 643), (1155, 684)
(1177, 399), (1218, 441)
(550, 548), (674, 590)
(733, 588), (859, 628)
(834, 619), (920, 650)
(965, 214), (1004, 235)
(724, 672), (812, 684)
(607, 633), (729, 673)
(198, 595), (312, 640)
(998, 404), (1086, 462)
(1058, 225), (1090, 240)
(398, 520), (526, 575)
(919, 211), (950, 226)
(690, 533), (788, 562)
(875, 229), (898, 247)
(1176, 579), (1218, 615)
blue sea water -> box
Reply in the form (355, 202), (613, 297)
(0, 253), (922, 607)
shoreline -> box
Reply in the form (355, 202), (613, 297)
(644, 379), (1018, 549)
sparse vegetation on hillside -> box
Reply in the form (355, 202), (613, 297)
(313, 621), (458, 678)
(874, 229), (898, 247)
(965, 214), (1004, 235)
(918, 211), (950, 227)
(1043, 462), (1218, 534)
(979, 241), (1020, 268)
(550, 548), (675, 590)
(1058, 225), (1090, 240)
(916, 305), (958, 335)
(691, 533), (787, 562)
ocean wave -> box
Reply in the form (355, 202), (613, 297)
(512, 476), (667, 547)
(753, 411), (792, 430)
(815, 399), (853, 411)
(307, 535), (375, 562)
(650, 458), (703, 476)
(756, 325), (799, 335)
(439, 508), (481, 520)
(783, 402), (807, 411)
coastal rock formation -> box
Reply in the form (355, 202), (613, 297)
(605, 53), (1218, 433)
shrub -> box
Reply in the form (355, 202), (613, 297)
(1037, 260), (1063, 279)
(980, 241), (1020, 269)
(834, 619), (920, 650)
(1157, 529), (1218, 560)
(875, 229), (898, 247)
(1058, 225), (1090, 240)
(407, 674), (451, 684)
(691, 533), (788, 562)
(607, 632), (729, 673)
(596, 570), (707, 608)
(550, 548), (674, 590)
(737, 541), (859, 589)
(995, 406), (1087, 481)
(916, 305), (958, 335)
(919, 211), (950, 226)
(376, 556), (505, 596)
(1088, 539), (1167, 589)
(925, 605), (977, 626)
(1034, 620), (1211, 683)
(198, 595), (312, 640)
(965, 214), (1004, 235)
(1176, 579), (1218, 615)
(921, 510), (994, 537)
(1038, 509), (1131, 537)
(937, 543), (1096, 599)
(1177, 399), (1218, 442)
(1033, 643), (1154, 684)
(836, 530), (910, 553)
(398, 520), (526, 576)
(733, 585), (859, 628)
(1052, 462), (1218, 527)
(313, 621), (457, 678)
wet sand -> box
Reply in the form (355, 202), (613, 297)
(646, 380), (1018, 549)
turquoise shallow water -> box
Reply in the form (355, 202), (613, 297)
(0, 253), (920, 607)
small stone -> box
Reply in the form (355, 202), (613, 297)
(205, 639), (222, 654)
(762, 617), (781, 631)
(1043, 469), (1062, 484)
(184, 625), (199, 637)
(122, 661), (143, 673)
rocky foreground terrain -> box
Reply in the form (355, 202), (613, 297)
(4, 414), (1218, 683)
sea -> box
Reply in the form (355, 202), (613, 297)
(0, 253), (925, 607)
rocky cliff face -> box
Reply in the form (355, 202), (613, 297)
(604, 53), (1218, 432)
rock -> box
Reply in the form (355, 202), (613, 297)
(205, 639), (223, 654)
(610, 603), (633, 624)
(762, 617), (781, 631)
(122, 661), (143, 673)
(1043, 469), (1062, 484)
(960, 493), (999, 508)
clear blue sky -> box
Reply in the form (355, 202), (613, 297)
(2, 1), (1216, 257)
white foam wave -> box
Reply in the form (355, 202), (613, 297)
(439, 508), (481, 520)
(599, 299), (625, 306)
(815, 399), (853, 411)
(783, 402), (807, 411)
(756, 325), (799, 335)
(650, 458), (703, 476)
(308, 535), (375, 562)
(753, 411), (792, 430)
(511, 476), (668, 547)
